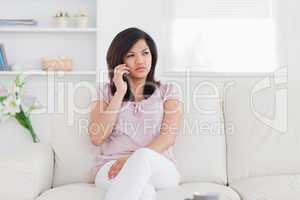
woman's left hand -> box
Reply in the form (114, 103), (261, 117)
(108, 156), (129, 179)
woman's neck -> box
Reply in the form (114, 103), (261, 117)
(128, 78), (146, 102)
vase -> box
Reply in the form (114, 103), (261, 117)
(76, 17), (89, 28)
(55, 17), (68, 27)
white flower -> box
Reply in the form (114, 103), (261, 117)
(21, 95), (36, 113)
(32, 99), (43, 110)
(15, 96), (21, 107)
(0, 85), (8, 115)
(2, 95), (20, 116)
(0, 73), (43, 118)
(21, 95), (35, 108)
(0, 73), (41, 142)
(20, 95), (44, 115)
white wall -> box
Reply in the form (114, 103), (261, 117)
(272, 0), (300, 81)
(97, 0), (292, 76)
(287, 0), (300, 81)
(273, 0), (288, 69)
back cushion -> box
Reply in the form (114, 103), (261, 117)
(163, 76), (227, 185)
(50, 78), (100, 187)
(225, 76), (300, 184)
(50, 113), (100, 187)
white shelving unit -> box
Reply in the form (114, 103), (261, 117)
(0, 27), (97, 33)
(0, 0), (98, 76)
(0, 70), (96, 76)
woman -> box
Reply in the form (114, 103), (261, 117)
(89, 27), (182, 200)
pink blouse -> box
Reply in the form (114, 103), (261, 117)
(93, 82), (181, 173)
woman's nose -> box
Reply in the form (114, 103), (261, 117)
(136, 54), (144, 63)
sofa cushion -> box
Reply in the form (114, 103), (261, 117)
(230, 175), (300, 200)
(0, 143), (53, 200)
(49, 80), (100, 187)
(168, 76), (227, 184)
(36, 184), (105, 200)
(224, 76), (300, 183)
(174, 96), (227, 184)
(36, 182), (240, 200)
(50, 112), (100, 187)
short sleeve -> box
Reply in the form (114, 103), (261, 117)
(92, 82), (111, 104)
(161, 83), (182, 102)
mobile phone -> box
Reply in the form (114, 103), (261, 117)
(122, 73), (128, 81)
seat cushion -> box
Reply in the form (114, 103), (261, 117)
(37, 182), (240, 200)
(157, 182), (241, 200)
(36, 184), (105, 200)
(230, 175), (300, 200)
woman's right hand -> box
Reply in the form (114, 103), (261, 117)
(112, 64), (130, 95)
(108, 156), (129, 179)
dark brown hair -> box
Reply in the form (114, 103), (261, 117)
(106, 27), (160, 101)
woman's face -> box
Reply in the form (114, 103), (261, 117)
(123, 39), (152, 80)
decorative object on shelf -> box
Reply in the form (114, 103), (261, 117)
(0, 44), (10, 71)
(10, 64), (23, 71)
(0, 74), (43, 142)
(41, 57), (73, 71)
(54, 10), (70, 27)
(74, 10), (89, 28)
(0, 19), (38, 26)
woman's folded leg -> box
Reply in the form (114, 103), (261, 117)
(104, 148), (180, 200)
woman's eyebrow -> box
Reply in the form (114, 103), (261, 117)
(127, 48), (149, 53)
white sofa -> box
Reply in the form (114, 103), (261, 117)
(1, 73), (300, 200)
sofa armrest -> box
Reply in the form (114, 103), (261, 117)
(0, 143), (54, 200)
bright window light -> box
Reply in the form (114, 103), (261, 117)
(169, 18), (277, 72)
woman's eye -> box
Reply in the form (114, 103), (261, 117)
(126, 54), (134, 58)
(143, 51), (150, 55)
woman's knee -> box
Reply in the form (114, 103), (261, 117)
(132, 148), (156, 160)
(94, 161), (115, 189)
(95, 173), (111, 189)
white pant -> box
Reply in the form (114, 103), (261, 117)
(95, 148), (180, 200)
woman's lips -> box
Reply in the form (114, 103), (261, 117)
(135, 67), (146, 71)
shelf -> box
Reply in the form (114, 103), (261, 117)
(0, 70), (97, 76)
(0, 1), (99, 78)
(0, 27), (97, 33)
